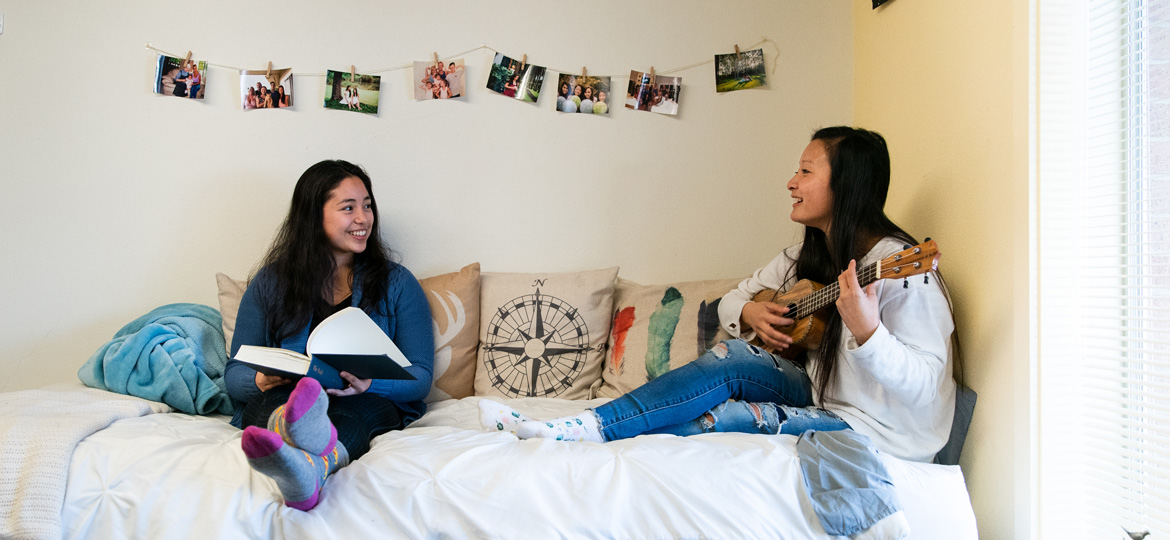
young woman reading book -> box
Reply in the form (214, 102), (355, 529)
(223, 159), (435, 510)
(481, 126), (958, 464)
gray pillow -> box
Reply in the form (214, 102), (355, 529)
(933, 383), (977, 466)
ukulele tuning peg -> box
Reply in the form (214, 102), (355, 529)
(924, 274), (930, 285)
(903, 244), (911, 250)
(903, 278), (908, 289)
(924, 237), (932, 242)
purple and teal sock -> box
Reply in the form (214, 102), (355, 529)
(241, 426), (349, 511)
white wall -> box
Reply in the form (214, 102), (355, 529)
(0, 0), (853, 391)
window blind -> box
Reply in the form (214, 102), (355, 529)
(1038, 0), (1169, 538)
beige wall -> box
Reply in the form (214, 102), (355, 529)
(0, 1), (852, 389)
(853, 1), (1033, 539)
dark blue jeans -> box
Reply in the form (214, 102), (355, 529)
(594, 339), (849, 441)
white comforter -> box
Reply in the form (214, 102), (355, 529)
(56, 393), (978, 539)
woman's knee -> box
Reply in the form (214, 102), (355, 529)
(695, 339), (779, 371)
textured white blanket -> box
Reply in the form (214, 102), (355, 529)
(0, 383), (169, 540)
(61, 397), (978, 539)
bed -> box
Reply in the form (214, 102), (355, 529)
(0, 381), (977, 540)
(0, 264), (979, 539)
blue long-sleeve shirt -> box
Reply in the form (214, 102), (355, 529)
(224, 263), (435, 428)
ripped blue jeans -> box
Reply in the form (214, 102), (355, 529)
(593, 339), (850, 441)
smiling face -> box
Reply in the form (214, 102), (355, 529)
(321, 176), (373, 265)
(786, 140), (834, 233)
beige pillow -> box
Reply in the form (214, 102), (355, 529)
(474, 267), (618, 400)
(215, 273), (249, 355)
(216, 265), (481, 404)
(592, 277), (742, 399)
(418, 263), (481, 403)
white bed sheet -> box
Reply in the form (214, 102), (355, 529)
(62, 397), (977, 539)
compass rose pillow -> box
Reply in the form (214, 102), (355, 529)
(592, 277), (742, 399)
(474, 267), (619, 400)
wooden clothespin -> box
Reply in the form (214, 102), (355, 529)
(350, 65), (356, 82)
(266, 61), (272, 78)
(434, 52), (440, 69)
(649, 66), (656, 87)
(520, 54), (527, 72)
(184, 50), (192, 66)
(582, 66), (587, 78)
(735, 45), (741, 61)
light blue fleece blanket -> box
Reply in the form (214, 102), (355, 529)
(78, 303), (234, 415)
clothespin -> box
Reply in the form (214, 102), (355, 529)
(582, 66), (587, 78)
(520, 54), (527, 72)
(649, 66), (656, 87)
(266, 61), (272, 78)
(735, 44), (741, 61)
(350, 65), (356, 82)
(184, 50), (192, 66)
(434, 52), (440, 69)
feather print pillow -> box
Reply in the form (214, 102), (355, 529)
(592, 277), (741, 399)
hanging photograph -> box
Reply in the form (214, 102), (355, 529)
(324, 70), (380, 114)
(154, 54), (206, 100)
(625, 70), (681, 116)
(714, 48), (767, 93)
(554, 73), (612, 115)
(412, 59), (465, 100)
(486, 53), (545, 103)
(240, 68), (293, 110)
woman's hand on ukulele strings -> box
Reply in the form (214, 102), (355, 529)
(836, 259), (880, 345)
(741, 301), (796, 351)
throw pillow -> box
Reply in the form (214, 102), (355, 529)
(418, 263), (481, 403)
(474, 267), (619, 400)
(215, 273), (249, 355)
(216, 264), (481, 404)
(592, 277), (742, 399)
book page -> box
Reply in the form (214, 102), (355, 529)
(306, 307), (412, 367)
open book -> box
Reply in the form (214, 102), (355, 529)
(233, 307), (414, 389)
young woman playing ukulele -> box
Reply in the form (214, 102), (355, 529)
(480, 126), (958, 463)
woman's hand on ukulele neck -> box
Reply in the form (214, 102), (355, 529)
(836, 259), (880, 345)
(741, 301), (796, 352)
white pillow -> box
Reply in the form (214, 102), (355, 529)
(215, 273), (249, 355)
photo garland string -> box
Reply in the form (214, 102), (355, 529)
(148, 39), (777, 116)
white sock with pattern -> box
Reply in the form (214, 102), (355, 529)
(477, 399), (533, 435)
(515, 411), (603, 443)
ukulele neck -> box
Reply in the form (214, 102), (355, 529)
(792, 262), (880, 320)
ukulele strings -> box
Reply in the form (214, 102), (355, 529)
(792, 262), (879, 320)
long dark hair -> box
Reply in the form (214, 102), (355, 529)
(255, 160), (397, 343)
(788, 127), (960, 402)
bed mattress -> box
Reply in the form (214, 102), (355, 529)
(62, 397), (978, 539)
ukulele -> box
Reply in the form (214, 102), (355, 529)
(748, 239), (941, 359)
